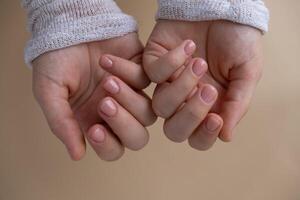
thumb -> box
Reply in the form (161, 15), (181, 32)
(219, 61), (262, 142)
(33, 72), (86, 160)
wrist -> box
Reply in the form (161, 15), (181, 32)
(156, 0), (269, 33)
(23, 0), (137, 67)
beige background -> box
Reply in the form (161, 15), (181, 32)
(1, 0), (300, 199)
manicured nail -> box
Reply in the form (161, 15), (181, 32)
(100, 56), (113, 68)
(103, 78), (120, 94)
(200, 85), (217, 104)
(91, 127), (105, 143)
(184, 40), (196, 56)
(192, 59), (206, 76)
(206, 117), (221, 132)
(100, 99), (117, 117)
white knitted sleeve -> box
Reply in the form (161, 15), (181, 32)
(22, 0), (137, 66)
(157, 0), (269, 33)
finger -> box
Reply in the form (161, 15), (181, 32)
(218, 62), (261, 142)
(188, 113), (223, 151)
(163, 85), (218, 142)
(100, 54), (150, 89)
(98, 97), (149, 151)
(169, 65), (185, 82)
(152, 58), (207, 118)
(86, 124), (124, 161)
(102, 76), (157, 126)
(143, 40), (196, 83)
(33, 78), (85, 161)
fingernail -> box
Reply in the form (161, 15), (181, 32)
(91, 127), (105, 143)
(100, 99), (117, 117)
(200, 85), (217, 104)
(192, 59), (206, 76)
(184, 40), (196, 56)
(206, 117), (221, 132)
(103, 78), (120, 94)
(100, 56), (113, 68)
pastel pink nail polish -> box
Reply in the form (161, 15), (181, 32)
(103, 79), (120, 94)
(184, 40), (196, 56)
(100, 56), (113, 68)
(206, 117), (221, 132)
(200, 85), (217, 104)
(91, 127), (105, 143)
(192, 59), (206, 76)
(100, 99), (117, 117)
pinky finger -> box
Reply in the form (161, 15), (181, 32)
(188, 113), (223, 151)
(87, 124), (124, 161)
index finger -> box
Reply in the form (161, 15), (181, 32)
(143, 40), (196, 83)
(100, 54), (150, 90)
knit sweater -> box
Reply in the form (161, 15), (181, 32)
(157, 0), (269, 32)
(23, 0), (269, 66)
(22, 0), (138, 66)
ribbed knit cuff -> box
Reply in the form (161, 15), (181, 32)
(22, 0), (138, 66)
(157, 0), (269, 33)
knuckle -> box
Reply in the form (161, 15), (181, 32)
(166, 54), (182, 69)
(127, 131), (149, 151)
(163, 124), (186, 143)
(149, 73), (164, 84)
(137, 98), (158, 127)
(164, 130), (185, 143)
(186, 106), (204, 122)
(128, 141), (146, 151)
(137, 78), (151, 90)
(100, 148), (125, 162)
(142, 114), (158, 127)
(152, 105), (164, 118)
(188, 139), (212, 151)
(143, 65), (162, 84)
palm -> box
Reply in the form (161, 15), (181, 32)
(145, 20), (263, 141)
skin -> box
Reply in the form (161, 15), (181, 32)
(143, 20), (263, 150)
(32, 33), (157, 161)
